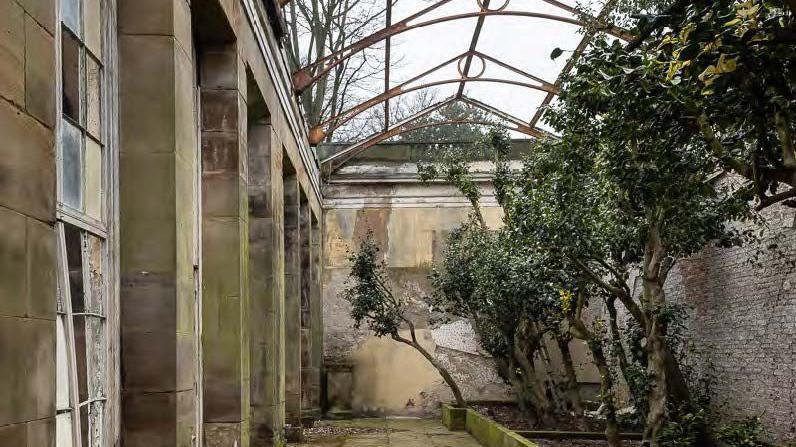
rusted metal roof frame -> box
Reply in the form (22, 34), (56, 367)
(291, 0), (632, 95)
(308, 50), (557, 145)
(320, 94), (549, 174)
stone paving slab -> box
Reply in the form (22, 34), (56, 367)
(291, 417), (484, 447)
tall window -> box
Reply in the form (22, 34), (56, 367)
(55, 0), (112, 446)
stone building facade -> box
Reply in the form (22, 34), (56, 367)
(1, 0), (324, 445)
(1, 1), (795, 446)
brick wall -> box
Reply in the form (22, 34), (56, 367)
(663, 204), (796, 443)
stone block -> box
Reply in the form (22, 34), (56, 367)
(204, 422), (241, 447)
(174, 46), (195, 164)
(173, 0), (191, 58)
(0, 207), (27, 317)
(119, 0), (176, 37)
(175, 389), (196, 447)
(26, 217), (55, 320)
(0, 316), (54, 426)
(199, 47), (238, 90)
(201, 218), (242, 299)
(24, 14), (55, 128)
(122, 392), (177, 447)
(0, 422), (26, 446)
(121, 329), (177, 392)
(202, 173), (241, 217)
(201, 89), (240, 132)
(175, 332), (195, 392)
(0, 98), (54, 222)
(26, 416), (54, 447)
(17, 0), (55, 35)
(120, 272), (177, 333)
(202, 298), (243, 421)
(119, 152), (177, 273)
(202, 132), (240, 173)
(119, 35), (176, 155)
(0, 0), (25, 106)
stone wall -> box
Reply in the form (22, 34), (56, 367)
(0, 0), (57, 443)
(322, 179), (515, 416)
(662, 204), (796, 443)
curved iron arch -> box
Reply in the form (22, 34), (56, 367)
(293, 9), (632, 94)
(309, 77), (556, 145)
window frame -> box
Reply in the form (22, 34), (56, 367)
(55, 0), (119, 445)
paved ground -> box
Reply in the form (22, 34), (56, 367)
(290, 417), (483, 447)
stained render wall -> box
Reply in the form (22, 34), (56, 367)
(322, 182), (515, 416)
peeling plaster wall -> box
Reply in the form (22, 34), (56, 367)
(322, 194), (513, 416)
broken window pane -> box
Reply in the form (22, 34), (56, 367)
(83, 0), (101, 60)
(73, 315), (88, 404)
(86, 316), (105, 399)
(85, 55), (101, 141)
(62, 120), (84, 212)
(62, 30), (82, 123)
(85, 138), (102, 221)
(85, 234), (104, 314)
(62, 0), (81, 37)
(56, 316), (71, 411)
(65, 224), (85, 313)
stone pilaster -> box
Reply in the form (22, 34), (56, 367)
(248, 119), (288, 446)
(119, 0), (198, 445)
(283, 174), (302, 439)
(200, 43), (250, 447)
(299, 201), (311, 423)
(309, 217), (323, 417)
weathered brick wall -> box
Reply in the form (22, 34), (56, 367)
(662, 204), (796, 443)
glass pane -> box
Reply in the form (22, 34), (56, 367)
(62, 30), (82, 123)
(88, 400), (104, 447)
(65, 224), (85, 313)
(83, 0), (101, 60)
(73, 315), (88, 404)
(56, 316), (71, 411)
(86, 316), (105, 399)
(62, 120), (84, 210)
(56, 413), (75, 447)
(85, 235), (104, 314)
(84, 139), (102, 220)
(62, 0), (81, 37)
(85, 56), (101, 140)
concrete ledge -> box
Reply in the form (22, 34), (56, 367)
(441, 404), (467, 431)
(463, 409), (538, 447)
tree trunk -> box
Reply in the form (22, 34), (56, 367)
(557, 336), (588, 430)
(591, 341), (623, 447)
(512, 335), (552, 424)
(640, 224), (668, 447)
(567, 292), (621, 447)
